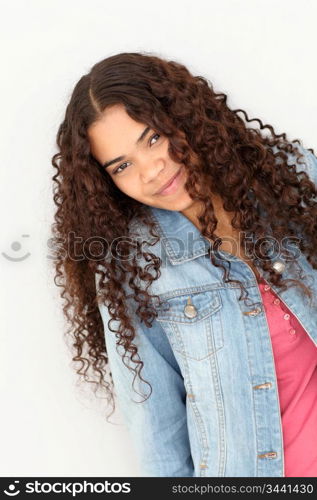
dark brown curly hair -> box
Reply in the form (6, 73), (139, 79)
(51, 51), (317, 421)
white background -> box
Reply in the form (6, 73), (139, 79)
(0, 0), (316, 477)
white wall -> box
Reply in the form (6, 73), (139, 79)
(1, 0), (316, 477)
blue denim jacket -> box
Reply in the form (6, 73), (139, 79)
(96, 145), (317, 477)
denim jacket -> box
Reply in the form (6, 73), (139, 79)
(96, 144), (317, 477)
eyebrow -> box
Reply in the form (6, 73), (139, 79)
(102, 126), (151, 169)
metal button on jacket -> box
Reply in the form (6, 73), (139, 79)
(184, 297), (198, 318)
(243, 306), (262, 316)
(272, 261), (285, 273)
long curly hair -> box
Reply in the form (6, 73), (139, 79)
(51, 51), (317, 420)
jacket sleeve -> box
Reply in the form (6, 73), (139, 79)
(97, 296), (195, 477)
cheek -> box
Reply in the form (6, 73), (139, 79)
(112, 175), (144, 199)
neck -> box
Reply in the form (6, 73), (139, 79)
(181, 195), (236, 236)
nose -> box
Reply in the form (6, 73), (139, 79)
(139, 157), (166, 184)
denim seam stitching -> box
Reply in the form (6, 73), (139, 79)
(207, 340), (226, 476)
(181, 357), (210, 477)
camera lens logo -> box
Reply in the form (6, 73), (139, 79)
(2, 235), (30, 261)
(3, 481), (20, 496)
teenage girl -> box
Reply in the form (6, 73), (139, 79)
(51, 52), (317, 477)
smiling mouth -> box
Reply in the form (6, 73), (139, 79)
(154, 167), (183, 195)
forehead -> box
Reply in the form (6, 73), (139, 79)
(87, 104), (145, 163)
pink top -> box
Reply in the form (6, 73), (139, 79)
(257, 278), (317, 477)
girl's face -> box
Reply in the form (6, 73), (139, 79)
(87, 104), (195, 212)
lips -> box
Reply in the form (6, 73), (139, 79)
(155, 168), (182, 195)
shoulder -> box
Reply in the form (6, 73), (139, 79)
(270, 142), (317, 186)
(298, 146), (317, 186)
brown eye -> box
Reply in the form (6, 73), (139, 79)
(148, 133), (160, 146)
(113, 133), (161, 175)
(113, 162), (130, 175)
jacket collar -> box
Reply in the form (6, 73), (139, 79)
(147, 190), (266, 267)
(148, 206), (210, 265)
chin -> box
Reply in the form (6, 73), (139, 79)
(159, 192), (194, 212)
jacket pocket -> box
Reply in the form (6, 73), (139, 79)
(154, 289), (224, 361)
